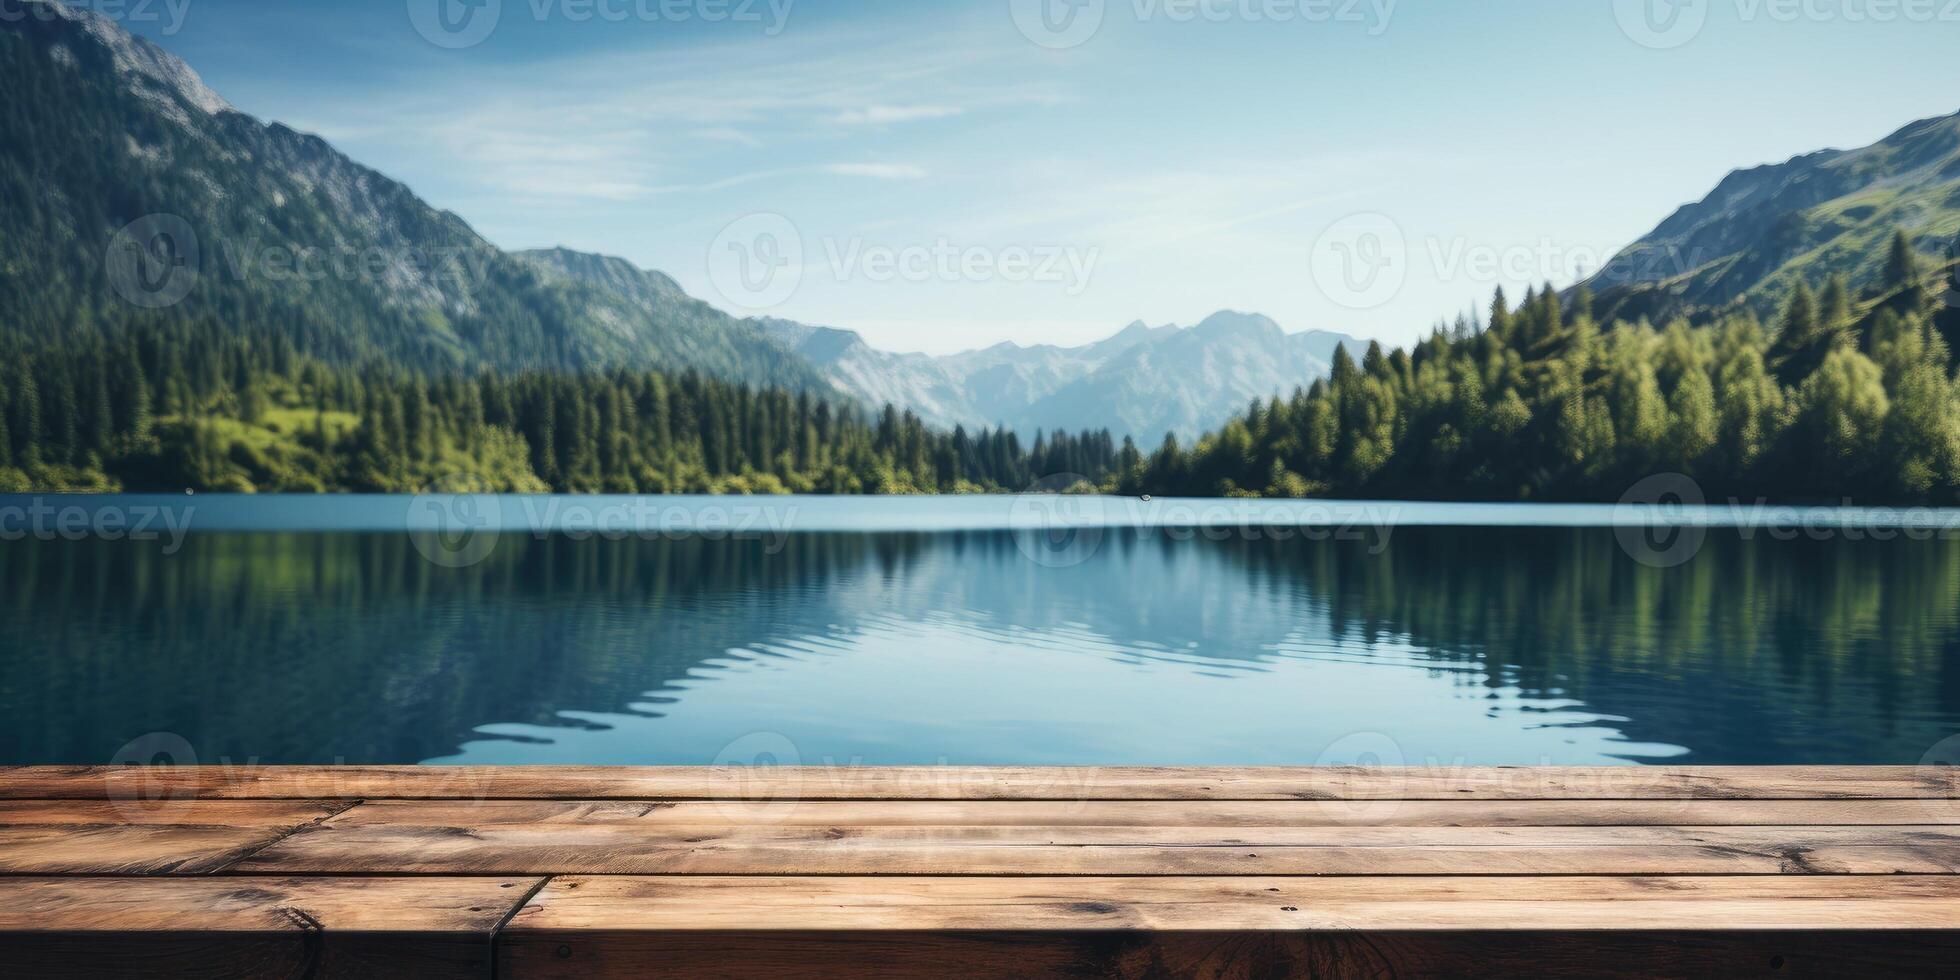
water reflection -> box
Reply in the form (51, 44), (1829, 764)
(1, 527), (1956, 765)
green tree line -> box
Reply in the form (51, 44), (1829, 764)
(4, 230), (1957, 501)
(0, 319), (1120, 494)
(1118, 231), (1960, 504)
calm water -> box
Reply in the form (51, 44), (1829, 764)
(3, 496), (1959, 766)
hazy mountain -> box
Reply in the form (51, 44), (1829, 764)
(1588, 108), (1960, 323)
(1019, 313), (1352, 446)
(0, 1), (822, 390)
(760, 312), (1356, 445)
(752, 317), (987, 429)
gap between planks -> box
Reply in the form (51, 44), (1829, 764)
(205, 800), (365, 875)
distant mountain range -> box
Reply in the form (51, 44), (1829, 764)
(754, 313), (1354, 445)
(512, 243), (1358, 443)
(1587, 108), (1960, 324)
(0, 0), (1357, 443)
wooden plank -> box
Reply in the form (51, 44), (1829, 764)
(0, 824), (319, 875)
(5, 766), (1954, 801)
(269, 814), (1960, 846)
(505, 874), (1960, 931)
(235, 822), (1960, 876)
(498, 878), (1960, 973)
(0, 801), (346, 875)
(498, 930), (1960, 979)
(0, 800), (346, 827)
(0, 876), (542, 979)
(323, 797), (1960, 828)
(501, 877), (1960, 975)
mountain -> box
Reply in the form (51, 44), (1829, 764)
(0, 0), (1357, 445)
(1588, 109), (1960, 323)
(1018, 313), (1352, 446)
(503, 248), (1356, 444)
(757, 312), (1356, 445)
(752, 317), (989, 430)
(0, 0), (821, 389)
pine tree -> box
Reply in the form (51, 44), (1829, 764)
(1819, 275), (1851, 332)
(1539, 283), (1563, 341)
(1884, 229), (1921, 292)
(1329, 344), (1357, 387)
(84, 365), (113, 457)
(1488, 287), (1512, 342)
(125, 356), (152, 445)
(1768, 282), (1820, 382)
(1783, 282), (1818, 341)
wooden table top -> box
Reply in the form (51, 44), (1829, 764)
(2, 766), (1956, 977)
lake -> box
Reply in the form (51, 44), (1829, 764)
(3, 495), (1960, 767)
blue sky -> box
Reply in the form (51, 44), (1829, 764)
(108, 0), (1960, 353)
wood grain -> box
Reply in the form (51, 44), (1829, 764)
(0, 800), (346, 827)
(508, 874), (1960, 931)
(7, 766), (1954, 801)
(234, 821), (1960, 876)
(0, 824), (316, 875)
(0, 801), (347, 874)
(323, 797), (1960, 828)
(0, 876), (542, 979)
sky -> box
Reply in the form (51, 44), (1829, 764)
(100, 0), (1960, 354)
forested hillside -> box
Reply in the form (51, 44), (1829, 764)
(0, 323), (1120, 493)
(0, 1), (823, 388)
(1120, 234), (1960, 504)
(1588, 109), (1960, 326)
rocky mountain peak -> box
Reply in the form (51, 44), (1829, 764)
(26, 0), (230, 121)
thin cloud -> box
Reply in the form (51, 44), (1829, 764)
(693, 127), (764, 148)
(827, 105), (966, 126)
(826, 163), (929, 180)
(297, 31), (1044, 204)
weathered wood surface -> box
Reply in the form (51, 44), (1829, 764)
(0, 876), (541, 979)
(508, 875), (1960, 931)
(319, 797), (1960, 827)
(0, 766), (1955, 978)
(235, 820), (1960, 876)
